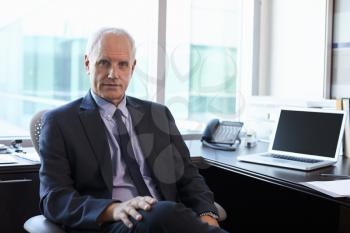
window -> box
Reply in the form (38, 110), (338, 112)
(0, 0), (249, 138)
(256, 0), (332, 98)
(0, 0), (158, 137)
(165, 0), (242, 130)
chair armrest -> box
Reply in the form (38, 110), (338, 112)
(214, 202), (227, 221)
(24, 215), (66, 233)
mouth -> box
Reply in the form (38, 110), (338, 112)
(102, 83), (122, 88)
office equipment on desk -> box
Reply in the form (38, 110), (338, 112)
(301, 179), (350, 198)
(0, 143), (7, 151)
(0, 143), (11, 154)
(237, 107), (347, 171)
(243, 131), (257, 148)
(0, 141), (40, 163)
(201, 119), (243, 151)
(10, 139), (24, 153)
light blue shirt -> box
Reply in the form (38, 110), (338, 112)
(91, 91), (161, 201)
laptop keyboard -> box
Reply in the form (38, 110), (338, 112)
(270, 154), (321, 163)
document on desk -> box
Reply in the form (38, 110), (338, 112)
(301, 180), (350, 198)
(15, 151), (40, 162)
(0, 154), (18, 164)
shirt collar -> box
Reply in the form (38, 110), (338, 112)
(90, 90), (129, 120)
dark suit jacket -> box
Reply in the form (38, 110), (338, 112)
(39, 91), (217, 231)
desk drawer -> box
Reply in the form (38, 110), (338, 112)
(0, 172), (40, 233)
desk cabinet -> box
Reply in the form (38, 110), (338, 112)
(0, 168), (40, 233)
(187, 140), (350, 233)
(200, 166), (341, 233)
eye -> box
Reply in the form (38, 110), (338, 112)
(97, 59), (110, 67)
(119, 61), (129, 69)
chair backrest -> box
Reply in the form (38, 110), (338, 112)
(25, 110), (68, 233)
(29, 110), (47, 154)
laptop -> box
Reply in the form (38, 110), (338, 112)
(237, 107), (347, 171)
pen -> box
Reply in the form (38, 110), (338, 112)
(319, 174), (350, 179)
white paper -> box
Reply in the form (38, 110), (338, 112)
(0, 154), (18, 164)
(302, 180), (350, 198)
(15, 152), (40, 162)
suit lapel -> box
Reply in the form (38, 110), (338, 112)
(79, 92), (113, 192)
(126, 97), (158, 178)
(127, 98), (176, 200)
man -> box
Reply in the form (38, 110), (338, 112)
(39, 27), (229, 233)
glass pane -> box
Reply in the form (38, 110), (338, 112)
(0, 0), (158, 137)
(165, 0), (241, 131)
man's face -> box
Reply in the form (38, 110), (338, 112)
(85, 33), (136, 105)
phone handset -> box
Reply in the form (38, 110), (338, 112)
(201, 119), (243, 151)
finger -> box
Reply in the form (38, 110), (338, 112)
(134, 197), (152, 210)
(143, 196), (157, 205)
(129, 198), (140, 208)
(120, 211), (133, 228)
(138, 196), (157, 207)
(129, 197), (156, 211)
(125, 206), (143, 221)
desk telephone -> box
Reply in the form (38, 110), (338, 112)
(201, 119), (243, 151)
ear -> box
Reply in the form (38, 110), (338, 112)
(84, 55), (90, 74)
(131, 59), (136, 74)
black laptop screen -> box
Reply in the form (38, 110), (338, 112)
(272, 110), (344, 158)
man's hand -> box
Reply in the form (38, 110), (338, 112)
(98, 196), (157, 228)
(200, 215), (220, 227)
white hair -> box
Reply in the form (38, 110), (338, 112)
(85, 27), (136, 59)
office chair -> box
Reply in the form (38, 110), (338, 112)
(24, 110), (227, 233)
(24, 109), (67, 233)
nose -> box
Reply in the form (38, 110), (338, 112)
(108, 64), (120, 79)
(107, 69), (114, 79)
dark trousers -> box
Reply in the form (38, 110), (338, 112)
(101, 201), (229, 233)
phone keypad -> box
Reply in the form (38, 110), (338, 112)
(213, 125), (240, 143)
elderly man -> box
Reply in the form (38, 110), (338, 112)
(39, 27), (229, 233)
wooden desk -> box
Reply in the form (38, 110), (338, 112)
(0, 153), (40, 233)
(187, 140), (350, 233)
